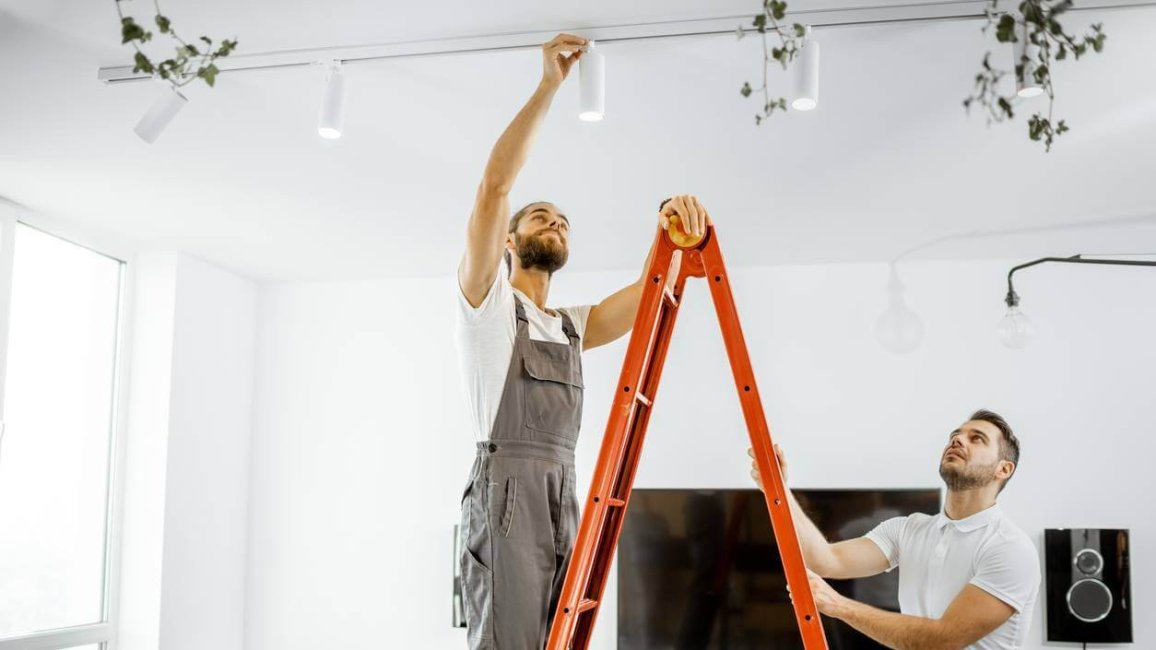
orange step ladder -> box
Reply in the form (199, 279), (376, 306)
(546, 220), (829, 650)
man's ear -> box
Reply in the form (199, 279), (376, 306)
(996, 460), (1016, 481)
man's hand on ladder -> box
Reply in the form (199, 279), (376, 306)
(789, 569), (849, 620)
(658, 194), (712, 248)
(749, 443), (789, 490)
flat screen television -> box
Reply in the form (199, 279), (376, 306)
(618, 488), (941, 649)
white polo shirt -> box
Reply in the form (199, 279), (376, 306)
(865, 504), (1041, 650)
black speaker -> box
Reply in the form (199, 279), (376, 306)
(1044, 528), (1132, 643)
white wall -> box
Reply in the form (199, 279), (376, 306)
(245, 258), (1156, 649)
(117, 253), (256, 650)
(118, 254), (177, 650)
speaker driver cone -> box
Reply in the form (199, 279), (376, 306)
(1067, 578), (1112, 623)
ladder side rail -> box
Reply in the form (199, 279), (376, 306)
(700, 238), (829, 650)
(546, 237), (678, 649)
(568, 269), (692, 649)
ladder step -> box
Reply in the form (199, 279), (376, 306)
(634, 392), (652, 407)
(577, 599), (599, 613)
(606, 497), (626, 507)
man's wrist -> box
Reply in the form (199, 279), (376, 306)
(831, 595), (864, 622)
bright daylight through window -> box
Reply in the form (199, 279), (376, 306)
(0, 224), (123, 642)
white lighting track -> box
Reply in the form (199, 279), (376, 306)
(96, 0), (1154, 85)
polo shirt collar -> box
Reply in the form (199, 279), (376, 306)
(936, 503), (1002, 532)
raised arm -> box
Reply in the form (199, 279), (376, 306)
(458, 34), (587, 307)
(583, 195), (710, 350)
(750, 445), (891, 579)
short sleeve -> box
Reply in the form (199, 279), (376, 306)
(864, 516), (907, 571)
(457, 270), (513, 327)
(558, 304), (594, 340)
(969, 534), (1041, 613)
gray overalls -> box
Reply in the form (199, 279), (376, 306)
(459, 296), (584, 649)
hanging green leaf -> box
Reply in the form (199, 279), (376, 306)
(132, 51), (155, 74)
(996, 15), (1017, 42)
(121, 17), (148, 44)
(215, 39), (238, 57)
(198, 63), (220, 87)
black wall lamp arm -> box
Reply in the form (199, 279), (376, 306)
(1005, 254), (1156, 307)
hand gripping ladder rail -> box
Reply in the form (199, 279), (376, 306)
(545, 220), (829, 650)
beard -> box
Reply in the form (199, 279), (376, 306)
(514, 231), (568, 274)
(938, 457), (1000, 491)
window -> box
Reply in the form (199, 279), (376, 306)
(0, 219), (125, 650)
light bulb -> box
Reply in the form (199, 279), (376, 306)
(875, 267), (924, 354)
(1017, 85), (1044, 99)
(997, 305), (1035, 348)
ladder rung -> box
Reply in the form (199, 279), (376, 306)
(577, 599), (599, 613)
(606, 497), (626, 507)
(663, 287), (679, 306)
(634, 392), (652, 407)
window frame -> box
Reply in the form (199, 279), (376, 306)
(0, 202), (135, 650)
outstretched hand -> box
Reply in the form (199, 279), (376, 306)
(541, 34), (587, 88)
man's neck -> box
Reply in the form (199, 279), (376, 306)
(943, 487), (998, 521)
(510, 267), (552, 311)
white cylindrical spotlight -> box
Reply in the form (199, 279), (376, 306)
(579, 41), (605, 122)
(318, 60), (346, 139)
(134, 85), (187, 144)
(1015, 35), (1044, 99)
(791, 30), (820, 111)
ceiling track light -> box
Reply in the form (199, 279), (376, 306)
(134, 84), (188, 144)
(579, 41), (605, 122)
(318, 60), (346, 139)
(1013, 22), (1044, 99)
(791, 26), (820, 111)
(1000, 254), (1156, 348)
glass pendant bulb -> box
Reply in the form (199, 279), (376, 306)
(875, 266), (925, 354)
(998, 304), (1035, 348)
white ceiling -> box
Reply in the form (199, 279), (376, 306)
(2, 0), (1155, 282)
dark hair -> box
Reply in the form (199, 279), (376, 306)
(969, 409), (1020, 492)
(504, 201), (551, 275)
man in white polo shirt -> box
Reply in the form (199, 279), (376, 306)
(751, 409), (1040, 649)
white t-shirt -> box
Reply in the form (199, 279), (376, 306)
(456, 272), (592, 441)
(865, 504), (1041, 650)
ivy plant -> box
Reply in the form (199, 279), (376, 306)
(741, 0), (1107, 151)
(115, 0), (238, 89)
(738, 1), (808, 125)
(964, 0), (1106, 151)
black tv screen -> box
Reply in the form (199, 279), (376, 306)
(617, 488), (941, 649)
